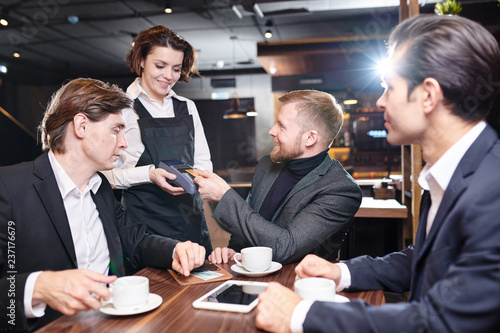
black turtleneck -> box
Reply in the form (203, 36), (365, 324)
(258, 149), (329, 221)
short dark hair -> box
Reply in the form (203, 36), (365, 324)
(39, 78), (132, 153)
(278, 90), (344, 148)
(388, 14), (500, 122)
(126, 25), (199, 82)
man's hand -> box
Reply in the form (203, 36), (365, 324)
(193, 170), (231, 202)
(295, 254), (341, 286)
(256, 282), (302, 333)
(172, 241), (206, 277)
(33, 269), (117, 316)
(208, 247), (236, 264)
(149, 168), (186, 195)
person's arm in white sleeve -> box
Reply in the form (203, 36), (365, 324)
(24, 272), (47, 318)
(290, 300), (315, 333)
(336, 262), (352, 291)
(290, 262), (351, 331)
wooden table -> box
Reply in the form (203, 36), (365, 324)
(37, 262), (385, 332)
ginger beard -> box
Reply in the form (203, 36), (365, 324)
(270, 134), (304, 163)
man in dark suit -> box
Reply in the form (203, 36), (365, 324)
(0, 78), (205, 331)
(195, 90), (362, 265)
(255, 14), (500, 332)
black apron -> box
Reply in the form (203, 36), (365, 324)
(122, 98), (212, 253)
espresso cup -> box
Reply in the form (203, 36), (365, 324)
(294, 277), (336, 301)
(108, 276), (149, 310)
(234, 246), (272, 272)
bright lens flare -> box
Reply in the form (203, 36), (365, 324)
(376, 58), (393, 78)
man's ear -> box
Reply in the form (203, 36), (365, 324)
(304, 130), (318, 147)
(73, 113), (87, 139)
(422, 78), (443, 115)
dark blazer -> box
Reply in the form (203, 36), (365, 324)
(303, 124), (500, 332)
(213, 155), (362, 264)
(0, 152), (179, 331)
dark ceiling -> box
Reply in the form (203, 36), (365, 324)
(0, 0), (499, 86)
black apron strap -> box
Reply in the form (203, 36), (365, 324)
(172, 97), (189, 117)
(134, 98), (153, 119)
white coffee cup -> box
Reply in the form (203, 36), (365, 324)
(294, 277), (336, 301)
(107, 276), (149, 310)
(234, 246), (272, 272)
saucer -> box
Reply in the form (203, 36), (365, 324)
(231, 261), (282, 277)
(99, 293), (162, 316)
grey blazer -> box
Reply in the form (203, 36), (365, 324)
(213, 155), (362, 264)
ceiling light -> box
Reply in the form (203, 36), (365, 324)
(343, 99), (358, 105)
(231, 5), (243, 19)
(246, 105), (258, 117)
(0, 65), (7, 74)
(13, 52), (20, 58)
(0, 8), (9, 26)
(264, 20), (273, 39)
(343, 88), (358, 105)
(164, 1), (172, 13)
(253, 3), (264, 18)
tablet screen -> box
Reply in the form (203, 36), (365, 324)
(193, 280), (268, 312)
(206, 283), (266, 305)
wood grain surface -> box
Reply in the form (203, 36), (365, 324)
(36, 262), (385, 332)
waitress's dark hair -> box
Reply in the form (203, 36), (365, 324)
(126, 25), (199, 82)
(388, 14), (500, 122)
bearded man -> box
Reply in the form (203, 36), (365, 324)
(195, 90), (361, 265)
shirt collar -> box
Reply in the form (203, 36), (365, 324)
(48, 150), (102, 199)
(418, 120), (486, 192)
(126, 77), (177, 103)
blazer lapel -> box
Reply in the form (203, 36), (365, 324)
(271, 155), (332, 220)
(252, 160), (283, 212)
(33, 153), (78, 268)
(416, 125), (498, 261)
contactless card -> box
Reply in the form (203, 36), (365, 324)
(191, 271), (225, 281)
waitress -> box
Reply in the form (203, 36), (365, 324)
(103, 25), (212, 255)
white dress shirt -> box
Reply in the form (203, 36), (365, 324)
(418, 121), (486, 234)
(290, 121), (487, 333)
(24, 151), (110, 318)
(102, 78), (212, 189)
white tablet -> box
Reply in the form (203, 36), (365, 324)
(192, 280), (268, 313)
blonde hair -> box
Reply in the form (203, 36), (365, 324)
(278, 90), (344, 147)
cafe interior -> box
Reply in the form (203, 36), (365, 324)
(1, 0), (500, 331)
